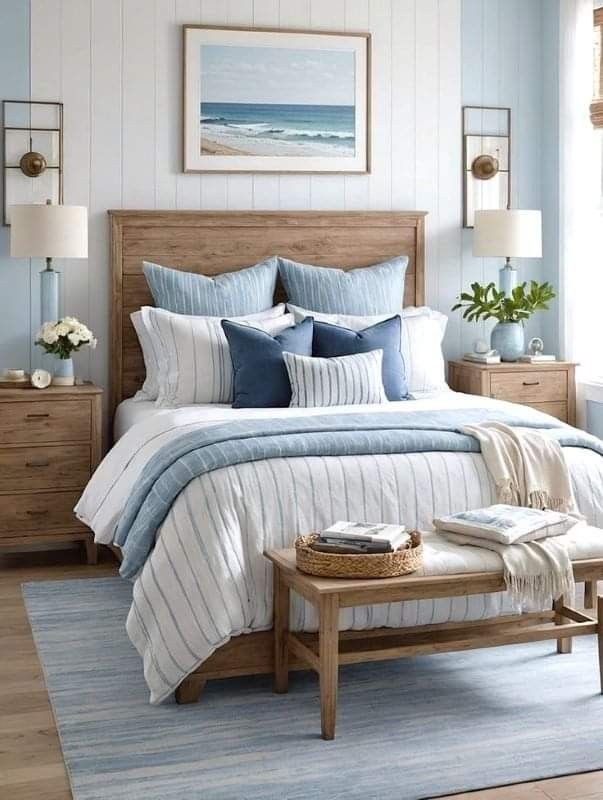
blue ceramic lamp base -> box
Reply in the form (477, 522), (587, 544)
(40, 265), (60, 324)
(499, 261), (518, 296)
(492, 259), (524, 361)
(39, 264), (73, 384)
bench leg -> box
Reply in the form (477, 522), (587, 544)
(319, 594), (339, 741)
(273, 565), (289, 694)
(585, 580), (598, 615)
(598, 596), (603, 695)
(554, 596), (572, 654)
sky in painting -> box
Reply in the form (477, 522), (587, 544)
(201, 44), (355, 106)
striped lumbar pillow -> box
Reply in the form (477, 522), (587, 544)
(277, 255), (407, 315)
(143, 257), (278, 316)
(283, 349), (387, 408)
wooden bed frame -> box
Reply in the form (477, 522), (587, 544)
(109, 209), (601, 707)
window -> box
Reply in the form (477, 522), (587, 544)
(592, 8), (603, 126)
(593, 8), (603, 206)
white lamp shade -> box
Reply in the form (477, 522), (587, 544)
(9, 204), (88, 259)
(472, 209), (542, 258)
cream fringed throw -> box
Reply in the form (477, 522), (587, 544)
(455, 422), (580, 606)
(461, 421), (578, 514)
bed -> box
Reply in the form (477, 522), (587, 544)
(77, 210), (603, 705)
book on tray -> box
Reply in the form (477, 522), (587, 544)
(313, 521), (409, 554)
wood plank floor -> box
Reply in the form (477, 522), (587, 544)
(1, 547), (602, 800)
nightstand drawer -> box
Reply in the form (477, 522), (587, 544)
(526, 401), (568, 422)
(0, 400), (91, 445)
(0, 490), (83, 534)
(490, 371), (568, 403)
(0, 444), (91, 492)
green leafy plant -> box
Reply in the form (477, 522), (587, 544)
(451, 281), (556, 324)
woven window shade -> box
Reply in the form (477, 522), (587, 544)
(592, 8), (603, 128)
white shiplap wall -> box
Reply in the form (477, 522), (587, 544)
(27, 0), (462, 411)
(23, 0), (548, 420)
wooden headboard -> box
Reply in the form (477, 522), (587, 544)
(109, 210), (427, 414)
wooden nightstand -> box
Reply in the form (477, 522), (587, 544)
(448, 360), (576, 425)
(0, 382), (102, 563)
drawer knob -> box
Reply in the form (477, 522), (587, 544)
(26, 509), (47, 516)
(522, 381), (540, 386)
(26, 413), (50, 419)
(26, 460), (50, 468)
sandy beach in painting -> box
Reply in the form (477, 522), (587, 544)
(201, 137), (250, 156)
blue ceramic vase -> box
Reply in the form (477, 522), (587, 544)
(491, 322), (525, 362)
(52, 356), (75, 386)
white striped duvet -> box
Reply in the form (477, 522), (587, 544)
(76, 394), (603, 703)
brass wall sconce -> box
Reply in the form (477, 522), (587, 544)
(463, 105), (510, 228)
(2, 100), (63, 226)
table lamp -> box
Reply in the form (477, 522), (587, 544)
(472, 209), (542, 296)
(9, 200), (88, 324)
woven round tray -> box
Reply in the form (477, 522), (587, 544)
(295, 531), (423, 579)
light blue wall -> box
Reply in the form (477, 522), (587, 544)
(460, 0), (557, 354)
(0, 0), (30, 372)
(541, 0), (561, 356)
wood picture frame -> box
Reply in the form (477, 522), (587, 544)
(183, 25), (371, 174)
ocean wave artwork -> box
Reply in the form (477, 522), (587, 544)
(200, 102), (355, 157)
(199, 44), (356, 158)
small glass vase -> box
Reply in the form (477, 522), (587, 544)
(52, 356), (75, 386)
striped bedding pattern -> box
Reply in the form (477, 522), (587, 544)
(75, 397), (603, 704)
(284, 349), (387, 407)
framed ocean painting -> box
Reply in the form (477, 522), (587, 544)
(183, 26), (370, 173)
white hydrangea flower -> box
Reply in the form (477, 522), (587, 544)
(43, 330), (59, 344)
(55, 322), (70, 337)
(67, 332), (81, 346)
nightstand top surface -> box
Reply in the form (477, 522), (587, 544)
(0, 381), (102, 400)
(449, 360), (576, 371)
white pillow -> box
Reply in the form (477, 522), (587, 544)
(131, 304), (286, 402)
(287, 303), (448, 395)
(283, 349), (387, 408)
(139, 306), (293, 407)
(433, 505), (577, 545)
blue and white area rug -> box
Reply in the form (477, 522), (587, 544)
(23, 577), (603, 800)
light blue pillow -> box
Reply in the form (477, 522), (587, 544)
(143, 257), (278, 316)
(277, 255), (408, 315)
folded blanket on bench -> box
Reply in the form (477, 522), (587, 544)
(447, 422), (580, 606)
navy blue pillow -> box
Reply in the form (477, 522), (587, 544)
(312, 316), (408, 400)
(222, 317), (314, 408)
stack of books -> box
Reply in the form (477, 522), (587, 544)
(518, 354), (556, 363)
(312, 521), (409, 554)
(463, 352), (501, 364)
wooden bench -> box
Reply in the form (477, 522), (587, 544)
(264, 548), (603, 740)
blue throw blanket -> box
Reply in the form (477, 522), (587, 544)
(115, 407), (603, 578)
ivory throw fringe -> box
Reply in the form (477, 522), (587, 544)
(461, 422), (579, 514)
